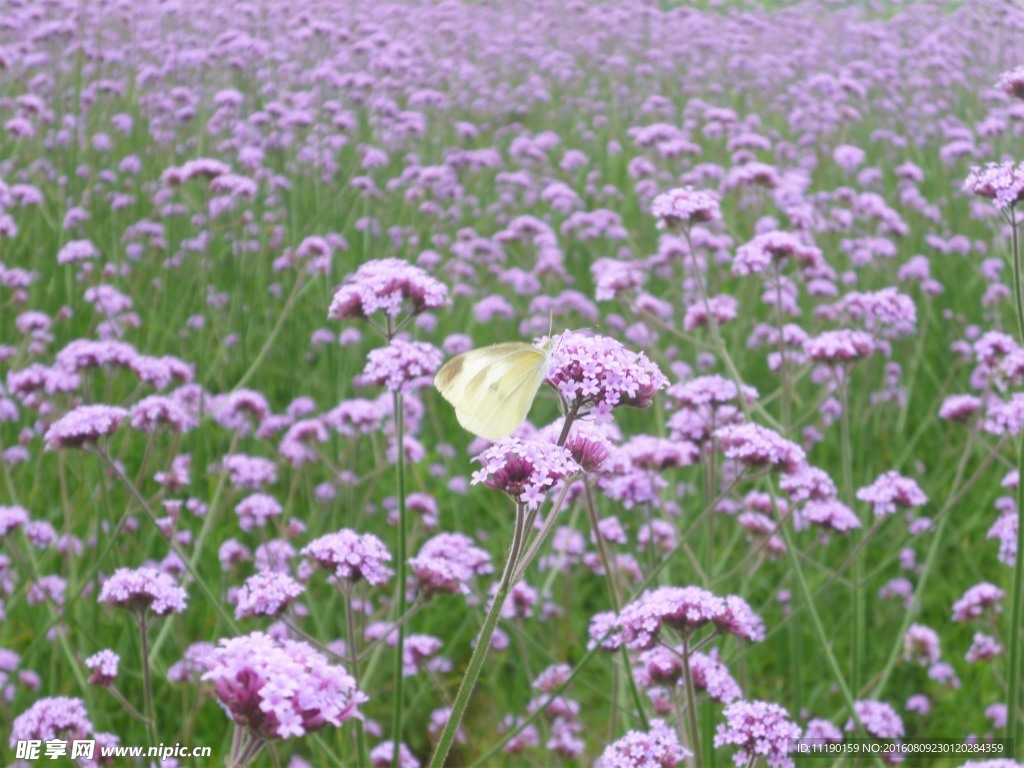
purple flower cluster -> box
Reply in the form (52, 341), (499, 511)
(360, 340), (442, 393)
(202, 631), (366, 740)
(85, 649), (120, 686)
(471, 437), (580, 511)
(544, 332), (668, 417)
(615, 586), (764, 649)
(235, 572), (305, 619)
(964, 162), (1024, 210)
(596, 719), (690, 768)
(408, 532), (493, 597)
(651, 187), (721, 229)
(44, 404), (128, 449)
(856, 471), (928, 517)
(329, 258), (448, 320)
(98, 566), (188, 616)
(9, 696), (93, 745)
(714, 699), (802, 768)
(714, 423), (805, 474)
(303, 530), (393, 586)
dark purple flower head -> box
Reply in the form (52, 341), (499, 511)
(45, 405), (128, 449)
(202, 631), (366, 741)
(85, 650), (120, 686)
(329, 258), (448, 320)
(651, 187), (721, 229)
(998, 66), (1024, 100)
(360, 340), (442, 393)
(303, 530), (393, 586)
(596, 719), (690, 768)
(0, 504), (30, 536)
(235, 572), (305, 619)
(544, 332), (668, 417)
(99, 566), (188, 616)
(714, 699), (801, 768)
(471, 438), (580, 511)
(714, 423), (805, 474)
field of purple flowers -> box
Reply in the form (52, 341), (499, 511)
(3, 0), (1024, 766)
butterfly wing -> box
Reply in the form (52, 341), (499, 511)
(434, 342), (549, 440)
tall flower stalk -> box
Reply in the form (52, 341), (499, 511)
(964, 164), (1024, 751)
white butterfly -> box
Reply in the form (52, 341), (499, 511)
(434, 340), (552, 440)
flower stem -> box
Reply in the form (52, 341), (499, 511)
(837, 372), (862, 694)
(137, 613), (158, 749)
(680, 638), (704, 767)
(391, 389), (407, 767)
(1006, 206), (1024, 753)
(584, 480), (649, 730)
(344, 588), (368, 768)
(428, 504), (528, 768)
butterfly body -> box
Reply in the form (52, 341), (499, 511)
(434, 341), (551, 440)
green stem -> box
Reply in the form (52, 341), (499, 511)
(428, 504), (528, 768)
(138, 613), (158, 748)
(344, 589), (368, 768)
(838, 372), (862, 695)
(1007, 207), (1024, 754)
(583, 481), (649, 731)
(680, 638), (704, 767)
(391, 389), (407, 767)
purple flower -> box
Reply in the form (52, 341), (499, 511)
(966, 632), (1003, 663)
(690, 651), (743, 703)
(847, 700), (904, 740)
(45, 405), (128, 449)
(303, 530), (393, 586)
(56, 239), (99, 264)
(795, 500), (861, 533)
(856, 471), (927, 517)
(939, 395), (983, 422)
(202, 631), (366, 741)
(952, 582), (1004, 622)
(235, 493), (283, 532)
(9, 696), (93, 745)
(651, 187), (721, 229)
(408, 532), (492, 597)
(733, 231), (823, 277)
(85, 650), (120, 686)
(210, 390), (270, 433)
(544, 331), (668, 417)
(222, 454), (278, 490)
(804, 330), (875, 364)
(0, 504), (30, 536)
(964, 162), (1024, 210)
(99, 567), (188, 616)
(902, 624), (941, 666)
(804, 719), (843, 743)
(714, 423), (805, 474)
(360, 340), (442, 393)
(329, 258), (448, 320)
(471, 437), (580, 511)
(596, 719), (690, 768)
(616, 586), (764, 649)
(714, 699), (801, 768)
(129, 395), (198, 432)
(369, 742), (420, 768)
(998, 66), (1024, 100)
(235, 572), (304, 619)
